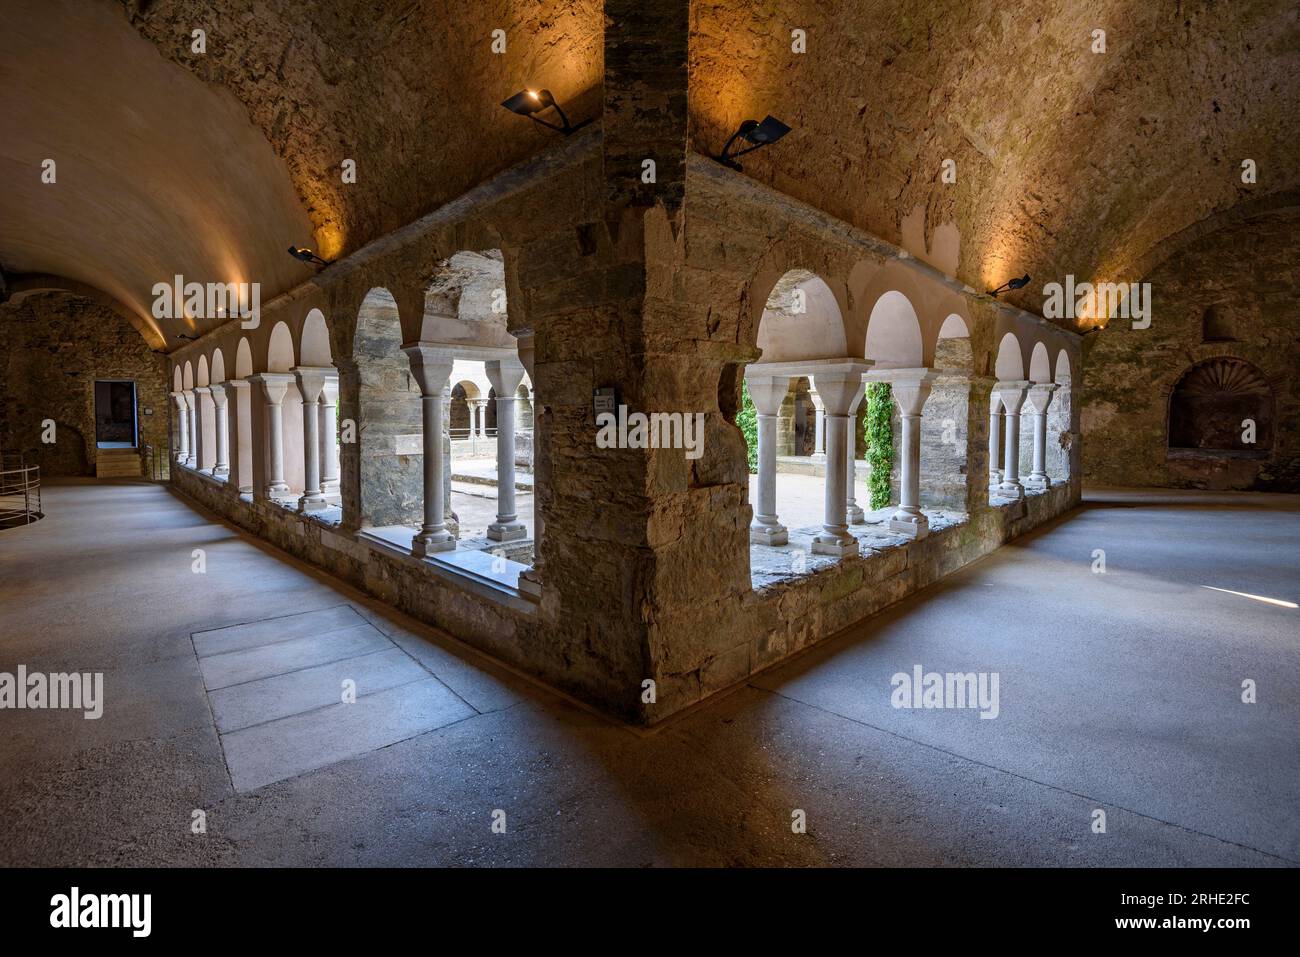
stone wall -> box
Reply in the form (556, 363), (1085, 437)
(0, 292), (169, 476)
(1081, 211), (1300, 491)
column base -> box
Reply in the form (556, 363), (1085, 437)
(995, 481), (1024, 501)
(750, 523), (788, 547)
(412, 530), (456, 556)
(812, 534), (859, 558)
(1025, 473), (1051, 490)
(297, 493), (330, 512)
(889, 511), (929, 540)
(213, 466), (229, 479)
(487, 521), (527, 542)
(265, 482), (291, 500)
(989, 470), (1003, 485)
(846, 504), (865, 525)
(518, 568), (543, 601)
(811, 452), (827, 463)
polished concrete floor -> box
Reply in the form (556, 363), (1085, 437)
(0, 479), (1296, 867)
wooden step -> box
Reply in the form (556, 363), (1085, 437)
(96, 449), (141, 478)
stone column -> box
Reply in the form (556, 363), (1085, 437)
(1025, 383), (1058, 489)
(988, 392), (1003, 485)
(845, 377), (867, 524)
(319, 373), (341, 496)
(227, 380), (253, 495)
(403, 344), (456, 556)
(209, 383), (230, 478)
(515, 333), (544, 599)
(485, 359), (528, 542)
(249, 373), (293, 499)
(293, 368), (329, 511)
(886, 369), (936, 540)
(744, 372), (790, 546)
(193, 386), (212, 471)
(995, 381), (1030, 500)
(181, 390), (197, 466)
(811, 362), (872, 557)
(171, 391), (190, 465)
(810, 392), (826, 462)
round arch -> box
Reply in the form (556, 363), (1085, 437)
(300, 309), (332, 365)
(266, 322), (295, 372)
(1029, 342), (1052, 383)
(755, 269), (848, 363)
(236, 338), (253, 378)
(182, 361), (194, 390)
(1054, 350), (1072, 384)
(210, 348), (226, 384)
(864, 290), (924, 368)
(994, 332), (1025, 381)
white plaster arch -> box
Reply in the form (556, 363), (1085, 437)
(236, 338), (253, 378)
(1029, 341), (1053, 383)
(182, 361), (194, 390)
(210, 348), (226, 384)
(995, 332), (1026, 380)
(173, 366), (183, 392)
(756, 269), (848, 363)
(938, 313), (969, 339)
(864, 290), (925, 368)
(1055, 349), (1072, 384)
(299, 309), (332, 365)
(195, 355), (209, 388)
(266, 321), (295, 372)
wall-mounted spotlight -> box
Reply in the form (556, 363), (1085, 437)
(501, 89), (581, 135)
(287, 245), (330, 267)
(987, 274), (1031, 297)
(176, 333), (199, 341)
(714, 115), (792, 171)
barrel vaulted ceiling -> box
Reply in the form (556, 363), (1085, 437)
(0, 0), (1295, 347)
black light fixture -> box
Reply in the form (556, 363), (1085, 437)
(988, 274), (1031, 297)
(501, 89), (578, 135)
(715, 115), (792, 171)
(176, 333), (199, 341)
(287, 245), (330, 267)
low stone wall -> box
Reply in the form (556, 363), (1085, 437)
(174, 463), (1077, 724)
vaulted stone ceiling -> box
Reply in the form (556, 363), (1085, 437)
(691, 0), (1300, 323)
(2, 0), (1294, 347)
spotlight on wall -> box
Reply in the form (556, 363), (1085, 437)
(287, 246), (330, 267)
(176, 333), (199, 341)
(987, 274), (1031, 297)
(501, 89), (579, 135)
(714, 115), (792, 171)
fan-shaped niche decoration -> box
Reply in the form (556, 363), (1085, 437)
(1168, 357), (1273, 452)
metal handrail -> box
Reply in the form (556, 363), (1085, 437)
(0, 452), (42, 526)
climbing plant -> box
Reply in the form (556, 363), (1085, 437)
(865, 381), (893, 509)
(738, 380), (758, 473)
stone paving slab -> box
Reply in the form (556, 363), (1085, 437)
(193, 603), (365, 657)
(198, 623), (390, 691)
(220, 676), (474, 792)
(208, 646), (428, 733)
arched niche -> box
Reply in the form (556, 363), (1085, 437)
(1168, 358), (1273, 454)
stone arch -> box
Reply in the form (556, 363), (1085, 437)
(354, 287), (423, 528)
(173, 366), (183, 392)
(196, 355), (210, 387)
(300, 309), (333, 365)
(183, 361), (194, 390)
(450, 379), (482, 437)
(934, 313), (973, 372)
(1029, 342), (1053, 383)
(1168, 357), (1273, 453)
(1054, 350), (1071, 384)
(235, 338), (253, 378)
(266, 322), (295, 372)
(754, 269), (849, 362)
(921, 313), (977, 509)
(994, 332), (1025, 381)
(210, 348), (226, 384)
(864, 290), (924, 369)
(420, 250), (515, 348)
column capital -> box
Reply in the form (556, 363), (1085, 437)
(193, 385), (212, 396)
(208, 382), (228, 405)
(226, 378), (251, 391)
(811, 360), (875, 414)
(993, 380), (1030, 413)
(248, 372), (295, 404)
(401, 343), (455, 396)
(485, 358), (527, 396)
(292, 365), (331, 403)
(870, 367), (937, 415)
(1026, 382), (1059, 414)
(743, 371), (790, 416)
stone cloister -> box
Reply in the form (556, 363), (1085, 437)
(163, 138), (1082, 723)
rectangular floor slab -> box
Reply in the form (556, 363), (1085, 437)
(207, 646), (429, 733)
(198, 623), (389, 691)
(193, 603), (365, 657)
(220, 677), (475, 792)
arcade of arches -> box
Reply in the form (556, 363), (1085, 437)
(0, 0), (1297, 868)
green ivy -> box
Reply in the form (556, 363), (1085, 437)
(865, 381), (893, 509)
(738, 380), (758, 473)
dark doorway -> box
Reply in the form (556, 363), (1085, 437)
(94, 380), (137, 448)
(1168, 358), (1272, 453)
